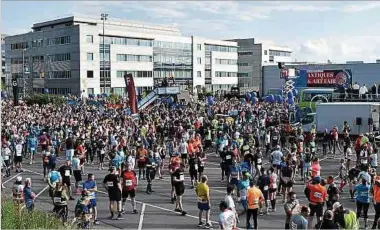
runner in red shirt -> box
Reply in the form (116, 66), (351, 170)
(121, 163), (138, 214)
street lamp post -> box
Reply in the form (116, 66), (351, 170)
(101, 13), (108, 94)
(22, 48), (27, 98)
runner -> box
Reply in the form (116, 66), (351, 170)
(103, 166), (123, 220)
(218, 200), (237, 230)
(82, 173), (99, 225)
(121, 163), (138, 214)
(196, 175), (212, 229)
(172, 165), (187, 215)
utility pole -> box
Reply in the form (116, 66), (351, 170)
(101, 13), (108, 94)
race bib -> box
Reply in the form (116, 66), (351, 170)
(4, 155), (9, 160)
(272, 136), (278, 140)
(360, 191), (369, 196)
(125, 180), (132, 186)
(179, 175), (184, 181)
(264, 185), (269, 190)
(291, 222), (298, 229)
(107, 181), (114, 187)
(314, 192), (322, 199)
(200, 162), (204, 167)
(65, 170), (70, 177)
(226, 155), (232, 160)
(361, 159), (368, 164)
(53, 197), (62, 203)
(194, 164), (198, 170)
(257, 158), (262, 164)
(30, 147), (35, 151)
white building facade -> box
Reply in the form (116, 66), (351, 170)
(230, 38), (292, 93)
(4, 16), (238, 97)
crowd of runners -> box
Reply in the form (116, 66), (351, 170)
(2, 95), (380, 229)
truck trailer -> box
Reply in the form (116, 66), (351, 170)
(302, 102), (380, 135)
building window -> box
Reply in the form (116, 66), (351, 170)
(86, 35), (93, 43)
(237, 63), (250, 67)
(215, 58), (237, 65)
(87, 70), (94, 78)
(238, 73), (249, 78)
(11, 42), (28, 50)
(48, 36), (71, 46)
(49, 53), (71, 62)
(197, 58), (201, 64)
(204, 45), (237, 53)
(117, 70), (152, 78)
(215, 71), (237, 77)
(269, 50), (291, 57)
(238, 52), (253, 56)
(87, 88), (94, 95)
(197, 71), (201, 78)
(197, 44), (202, 50)
(264, 50), (268, 55)
(116, 54), (152, 62)
(103, 36), (152, 47)
(87, 53), (94, 61)
(31, 39), (44, 48)
(48, 71), (71, 79)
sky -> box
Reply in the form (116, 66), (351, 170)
(2, 1), (380, 63)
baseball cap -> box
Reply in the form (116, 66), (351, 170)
(16, 176), (22, 182)
(313, 176), (321, 183)
(332, 202), (342, 211)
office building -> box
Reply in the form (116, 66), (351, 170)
(1, 34), (8, 87)
(4, 15), (238, 97)
(228, 38), (292, 92)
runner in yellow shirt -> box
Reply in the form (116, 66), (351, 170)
(195, 175), (212, 229)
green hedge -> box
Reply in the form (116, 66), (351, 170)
(25, 93), (66, 106)
(1, 199), (70, 229)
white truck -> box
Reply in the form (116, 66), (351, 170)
(302, 102), (380, 135)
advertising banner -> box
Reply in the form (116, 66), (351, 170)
(124, 73), (137, 114)
(293, 69), (352, 89)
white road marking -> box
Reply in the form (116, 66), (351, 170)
(138, 203), (146, 230)
(36, 185), (49, 198)
(2, 172), (23, 187)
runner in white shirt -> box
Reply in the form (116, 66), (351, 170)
(218, 200), (236, 230)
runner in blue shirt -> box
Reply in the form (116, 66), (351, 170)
(24, 178), (36, 212)
(27, 134), (38, 165)
(354, 178), (371, 228)
(83, 174), (99, 225)
(238, 172), (250, 216)
(230, 160), (241, 191)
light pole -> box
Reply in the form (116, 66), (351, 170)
(101, 13), (108, 94)
(22, 48), (27, 98)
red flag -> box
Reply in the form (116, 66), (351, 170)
(124, 73), (137, 114)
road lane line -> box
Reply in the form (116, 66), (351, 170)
(2, 172), (23, 187)
(36, 185), (49, 198)
(138, 203), (146, 230)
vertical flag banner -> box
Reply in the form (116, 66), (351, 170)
(124, 73), (137, 114)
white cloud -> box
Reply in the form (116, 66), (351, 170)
(294, 36), (380, 63)
(343, 2), (380, 13)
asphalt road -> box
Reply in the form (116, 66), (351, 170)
(1, 150), (378, 229)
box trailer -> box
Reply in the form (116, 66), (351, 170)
(313, 102), (380, 135)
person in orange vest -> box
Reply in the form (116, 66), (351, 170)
(371, 176), (380, 229)
(304, 176), (327, 229)
(246, 180), (264, 229)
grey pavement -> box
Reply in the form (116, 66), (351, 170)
(1, 151), (378, 229)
